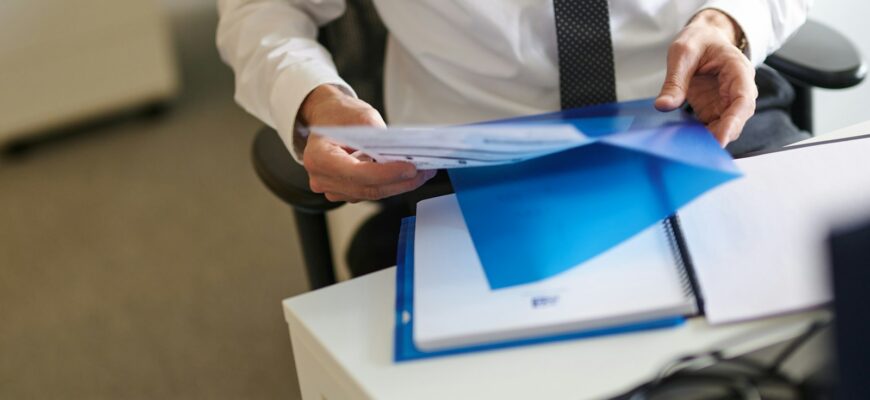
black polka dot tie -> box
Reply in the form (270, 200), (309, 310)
(553, 0), (617, 109)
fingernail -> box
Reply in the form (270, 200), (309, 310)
(403, 168), (418, 179)
(654, 96), (672, 111)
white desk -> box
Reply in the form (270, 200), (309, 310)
(283, 125), (867, 400)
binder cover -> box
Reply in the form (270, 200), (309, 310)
(394, 217), (686, 362)
(448, 99), (741, 289)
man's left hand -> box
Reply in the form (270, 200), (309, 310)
(655, 9), (758, 146)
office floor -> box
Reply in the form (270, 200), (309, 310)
(0, 4), (333, 399)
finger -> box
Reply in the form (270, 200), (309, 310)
(361, 170), (435, 200)
(311, 158), (421, 192)
(688, 86), (722, 123)
(320, 169), (436, 201)
(324, 192), (360, 203)
(336, 159), (420, 186)
(717, 95), (755, 144)
(306, 135), (419, 186)
(707, 120), (730, 147)
(716, 61), (757, 143)
(656, 40), (701, 111)
(694, 100), (722, 124)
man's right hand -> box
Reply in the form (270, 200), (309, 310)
(299, 84), (436, 203)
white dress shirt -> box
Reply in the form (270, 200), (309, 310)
(217, 0), (810, 161)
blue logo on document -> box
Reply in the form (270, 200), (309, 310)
(531, 295), (559, 308)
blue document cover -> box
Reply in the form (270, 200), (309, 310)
(448, 99), (741, 289)
(394, 217), (685, 362)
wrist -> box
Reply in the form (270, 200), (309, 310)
(299, 84), (347, 125)
(690, 9), (743, 48)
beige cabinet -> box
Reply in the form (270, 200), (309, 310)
(0, 0), (179, 143)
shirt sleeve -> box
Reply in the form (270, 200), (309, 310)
(698, 0), (813, 65)
(216, 0), (356, 163)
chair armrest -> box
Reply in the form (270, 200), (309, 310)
(765, 20), (866, 89)
(252, 127), (344, 213)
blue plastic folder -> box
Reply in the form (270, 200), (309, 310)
(448, 99), (741, 289)
(394, 217), (685, 362)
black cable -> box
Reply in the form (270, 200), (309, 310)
(614, 319), (831, 400)
(767, 319), (830, 374)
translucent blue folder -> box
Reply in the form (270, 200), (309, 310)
(394, 217), (686, 362)
(448, 99), (741, 289)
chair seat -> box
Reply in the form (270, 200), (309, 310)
(251, 127), (343, 213)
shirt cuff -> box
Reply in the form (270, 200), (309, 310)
(698, 0), (773, 65)
(269, 63), (356, 163)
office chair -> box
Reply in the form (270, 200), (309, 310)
(251, 3), (866, 290)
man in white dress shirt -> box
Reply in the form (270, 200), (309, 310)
(217, 0), (811, 274)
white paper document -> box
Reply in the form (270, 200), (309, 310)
(679, 137), (870, 324)
(309, 124), (590, 169)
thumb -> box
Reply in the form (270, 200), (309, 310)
(655, 42), (700, 111)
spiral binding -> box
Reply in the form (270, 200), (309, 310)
(662, 217), (699, 310)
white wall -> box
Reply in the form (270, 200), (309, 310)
(808, 1), (870, 134)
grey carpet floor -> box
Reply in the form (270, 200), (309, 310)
(0, 4), (306, 399)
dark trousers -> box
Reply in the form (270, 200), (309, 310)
(725, 66), (810, 156)
(346, 67), (809, 277)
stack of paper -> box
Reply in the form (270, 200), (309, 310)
(311, 116), (635, 169)
(678, 135), (870, 324)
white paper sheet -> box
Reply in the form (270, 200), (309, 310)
(679, 137), (870, 324)
(309, 124), (590, 169)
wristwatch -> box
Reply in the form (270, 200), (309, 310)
(736, 30), (748, 53)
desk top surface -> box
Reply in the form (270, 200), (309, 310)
(284, 269), (827, 400)
(283, 125), (867, 400)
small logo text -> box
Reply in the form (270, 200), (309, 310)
(531, 295), (559, 308)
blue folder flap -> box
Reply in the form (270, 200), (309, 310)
(448, 99), (741, 289)
(394, 217), (685, 362)
(508, 115), (636, 138)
